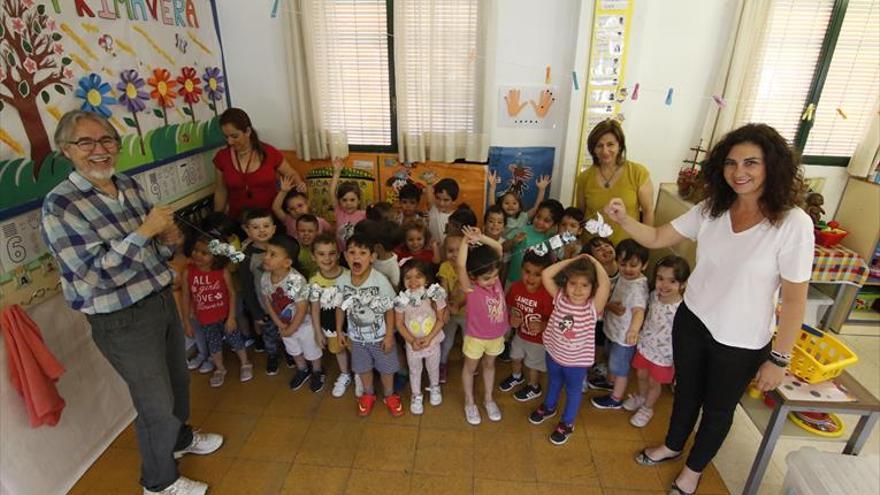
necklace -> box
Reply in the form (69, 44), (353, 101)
(598, 163), (621, 188)
(233, 149), (256, 198)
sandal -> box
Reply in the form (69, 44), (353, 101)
(635, 448), (682, 466)
(668, 478), (700, 495)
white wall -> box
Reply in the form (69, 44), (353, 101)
(216, 0), (295, 148)
(216, 0), (852, 211)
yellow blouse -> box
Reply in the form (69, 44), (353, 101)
(574, 160), (650, 245)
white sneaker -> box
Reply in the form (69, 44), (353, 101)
(354, 374), (364, 398)
(410, 394), (424, 415)
(581, 376), (589, 393)
(173, 431), (224, 459)
(143, 476), (207, 495)
(464, 404), (481, 425)
(198, 360), (214, 374)
(239, 363), (254, 382)
(622, 394), (645, 412)
(332, 373), (352, 398)
(630, 406), (654, 428)
(186, 356), (203, 371)
(428, 385), (442, 406)
(484, 401), (502, 422)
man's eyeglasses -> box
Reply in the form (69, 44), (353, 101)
(67, 137), (119, 152)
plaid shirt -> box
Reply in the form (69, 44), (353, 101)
(41, 172), (173, 314)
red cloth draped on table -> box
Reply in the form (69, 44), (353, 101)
(1, 304), (66, 427)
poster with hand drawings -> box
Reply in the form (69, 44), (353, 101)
(498, 86), (558, 129)
(0, 0), (230, 219)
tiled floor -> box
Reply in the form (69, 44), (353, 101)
(69, 346), (729, 495)
(70, 333), (880, 494)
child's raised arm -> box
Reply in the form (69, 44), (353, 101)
(272, 176), (297, 223)
(455, 233), (472, 293)
(329, 157), (344, 202)
(425, 178), (436, 208)
(487, 171), (500, 204)
(541, 255), (573, 297)
(526, 175), (551, 218)
(590, 255), (611, 314)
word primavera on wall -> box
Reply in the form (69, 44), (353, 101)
(63, 0), (201, 28)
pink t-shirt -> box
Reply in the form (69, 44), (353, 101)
(543, 292), (597, 367)
(465, 279), (508, 340)
(334, 206), (366, 247)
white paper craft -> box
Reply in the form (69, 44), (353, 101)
(584, 212), (613, 238)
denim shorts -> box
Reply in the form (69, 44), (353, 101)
(606, 340), (637, 377)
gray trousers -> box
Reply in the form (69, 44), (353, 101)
(87, 287), (193, 491)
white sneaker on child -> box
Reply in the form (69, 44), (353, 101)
(464, 404), (481, 425)
(143, 476), (207, 495)
(332, 373), (352, 398)
(622, 394), (645, 412)
(630, 406), (654, 427)
(354, 374), (364, 398)
(484, 401), (502, 422)
(198, 360), (215, 374)
(428, 385), (443, 406)
(410, 394), (424, 415)
(186, 356), (203, 371)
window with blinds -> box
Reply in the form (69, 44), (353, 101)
(805, 0), (880, 156)
(736, 0), (879, 164)
(395, 0), (480, 134)
(310, 0), (394, 148)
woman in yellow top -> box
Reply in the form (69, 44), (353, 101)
(575, 119), (654, 244)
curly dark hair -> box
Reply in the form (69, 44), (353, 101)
(700, 123), (804, 225)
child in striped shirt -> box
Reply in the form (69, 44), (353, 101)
(528, 254), (610, 445)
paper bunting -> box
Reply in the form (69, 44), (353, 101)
(393, 284), (448, 310)
(712, 95), (726, 108)
(207, 239), (245, 263)
(665, 88), (674, 106)
(631, 83), (640, 101)
(529, 232), (578, 257)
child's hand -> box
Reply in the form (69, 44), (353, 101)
(626, 328), (639, 346)
(462, 225), (482, 244)
(536, 175), (551, 189)
(513, 231), (527, 245)
(488, 170), (500, 186)
(286, 323), (300, 335)
(509, 312), (523, 329)
(224, 319), (236, 334)
(382, 336), (395, 353)
(337, 333), (347, 348)
(316, 332), (327, 349)
(332, 157), (344, 175)
(183, 322), (194, 339)
(280, 175), (296, 192)
(607, 301), (625, 316)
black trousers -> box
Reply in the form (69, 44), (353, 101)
(664, 303), (769, 472)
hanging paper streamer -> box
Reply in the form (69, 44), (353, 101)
(631, 83), (640, 101)
(545, 65), (552, 85)
(208, 239), (245, 263)
(802, 103), (816, 121)
(615, 112), (625, 122)
(836, 108), (848, 120)
(271, 0), (280, 18)
(571, 71), (579, 90)
(393, 284), (447, 310)
(712, 95), (726, 108)
(665, 88), (674, 106)
(529, 232), (578, 257)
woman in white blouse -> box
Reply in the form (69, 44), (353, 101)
(604, 123), (813, 495)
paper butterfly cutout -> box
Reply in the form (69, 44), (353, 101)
(175, 33), (188, 54)
(529, 231), (577, 257)
(584, 212), (613, 238)
(208, 239), (245, 263)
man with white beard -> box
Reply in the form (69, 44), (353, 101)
(40, 110), (222, 495)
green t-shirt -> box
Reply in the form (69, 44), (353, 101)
(505, 224), (554, 282)
(298, 246), (318, 279)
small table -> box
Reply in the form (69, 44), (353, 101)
(742, 371), (880, 495)
(811, 245), (870, 332)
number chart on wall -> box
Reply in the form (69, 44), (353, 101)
(575, 0), (634, 170)
(0, 0), (229, 305)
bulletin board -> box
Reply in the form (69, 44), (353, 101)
(0, 0), (229, 307)
(575, 0), (634, 171)
(487, 146), (555, 210)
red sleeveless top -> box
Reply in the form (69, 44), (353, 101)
(187, 265), (230, 325)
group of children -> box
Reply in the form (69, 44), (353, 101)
(170, 160), (692, 445)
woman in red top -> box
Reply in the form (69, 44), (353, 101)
(213, 108), (306, 221)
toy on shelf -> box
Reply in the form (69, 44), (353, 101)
(814, 220), (848, 248)
(677, 140), (707, 203)
(805, 192), (825, 227)
(788, 411), (844, 438)
(789, 325), (858, 384)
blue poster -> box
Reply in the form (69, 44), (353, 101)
(487, 146), (555, 209)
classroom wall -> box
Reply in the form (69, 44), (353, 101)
(218, 0), (852, 213)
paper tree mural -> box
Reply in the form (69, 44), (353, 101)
(0, 0), (73, 179)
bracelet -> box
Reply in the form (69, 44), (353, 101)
(767, 350), (791, 368)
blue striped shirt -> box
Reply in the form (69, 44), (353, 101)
(40, 172), (173, 314)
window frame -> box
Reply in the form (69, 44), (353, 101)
(344, 0), (398, 154)
(793, 0), (852, 167)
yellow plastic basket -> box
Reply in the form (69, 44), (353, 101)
(788, 325), (858, 384)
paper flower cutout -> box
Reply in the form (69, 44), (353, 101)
(117, 70), (149, 113)
(584, 212), (613, 238)
(208, 239), (245, 263)
(75, 73), (114, 118)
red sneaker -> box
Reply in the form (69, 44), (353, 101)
(384, 394), (405, 417)
(358, 394), (376, 417)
